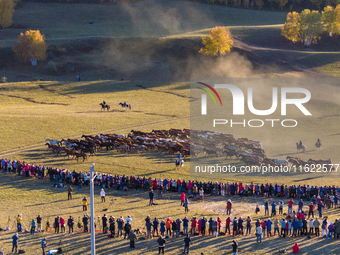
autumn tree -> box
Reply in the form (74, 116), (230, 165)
(299, 9), (322, 46)
(0, 0), (17, 28)
(282, 10), (322, 46)
(199, 26), (234, 56)
(321, 6), (338, 36)
(12, 30), (48, 66)
(281, 11), (301, 43)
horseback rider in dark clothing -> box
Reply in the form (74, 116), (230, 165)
(299, 140), (302, 147)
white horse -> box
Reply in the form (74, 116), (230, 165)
(274, 158), (288, 165)
(62, 142), (76, 148)
(46, 139), (61, 145)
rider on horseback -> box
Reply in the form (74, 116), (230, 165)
(299, 140), (302, 147)
(103, 101), (106, 107)
(316, 138), (322, 147)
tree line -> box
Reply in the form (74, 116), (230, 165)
(282, 5), (340, 46)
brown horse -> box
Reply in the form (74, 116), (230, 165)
(100, 103), (110, 111)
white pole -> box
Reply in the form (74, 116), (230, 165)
(90, 163), (96, 255)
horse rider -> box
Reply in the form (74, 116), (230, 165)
(124, 101), (127, 106)
(299, 140), (302, 147)
(316, 138), (321, 146)
(103, 101), (106, 107)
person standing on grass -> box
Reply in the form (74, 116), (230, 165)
(199, 187), (204, 201)
(100, 188), (106, 202)
(82, 196), (88, 211)
(308, 218), (314, 235)
(226, 217), (231, 235)
(226, 199), (232, 215)
(308, 202), (314, 218)
(288, 199), (294, 214)
(318, 202), (324, 218)
(201, 217), (207, 236)
(279, 201), (284, 215)
(280, 218), (286, 237)
(157, 235), (166, 255)
(102, 214), (108, 234)
(271, 201), (277, 216)
(41, 238), (47, 255)
(160, 220), (165, 236)
(109, 216), (115, 238)
(68, 216), (74, 233)
(30, 219), (36, 234)
(274, 218), (279, 236)
(149, 189), (154, 206)
(180, 192), (185, 206)
(182, 216), (189, 235)
(67, 186), (73, 200)
(232, 240), (238, 255)
(267, 218), (272, 237)
(322, 218), (328, 237)
(60, 217), (66, 233)
(190, 217), (197, 235)
(183, 234), (191, 254)
(16, 214), (22, 232)
(124, 222), (131, 239)
(184, 198), (189, 213)
(37, 215), (42, 232)
(256, 225), (262, 243)
(54, 216), (60, 234)
(153, 218), (159, 237)
(166, 218), (172, 236)
(128, 229), (137, 249)
(246, 216), (251, 235)
(12, 233), (19, 253)
(171, 220), (177, 238)
(264, 200), (269, 216)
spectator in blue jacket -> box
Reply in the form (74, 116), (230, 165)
(12, 233), (19, 253)
(267, 218), (272, 237)
(292, 219), (299, 237)
(182, 216), (189, 235)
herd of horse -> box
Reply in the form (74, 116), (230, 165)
(44, 129), (190, 162)
(190, 131), (331, 170)
(44, 130), (330, 170)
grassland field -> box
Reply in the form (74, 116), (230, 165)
(0, 0), (340, 254)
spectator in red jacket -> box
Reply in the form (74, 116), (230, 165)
(190, 217), (197, 234)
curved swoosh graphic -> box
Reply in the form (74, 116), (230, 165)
(197, 82), (223, 106)
(197, 87), (216, 105)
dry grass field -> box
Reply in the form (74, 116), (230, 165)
(0, 0), (340, 254)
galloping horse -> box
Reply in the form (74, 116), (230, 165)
(296, 143), (307, 153)
(45, 139), (61, 146)
(100, 103), (110, 111)
(119, 102), (131, 110)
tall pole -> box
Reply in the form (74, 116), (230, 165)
(90, 163), (96, 255)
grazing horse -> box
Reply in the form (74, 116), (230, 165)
(119, 102), (131, 110)
(296, 143), (307, 153)
(99, 103), (110, 111)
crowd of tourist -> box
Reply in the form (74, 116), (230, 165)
(2, 157), (340, 254)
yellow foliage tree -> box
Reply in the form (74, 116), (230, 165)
(0, 0), (17, 28)
(282, 10), (322, 46)
(12, 30), (48, 66)
(321, 5), (337, 36)
(199, 26), (234, 56)
(281, 11), (301, 43)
